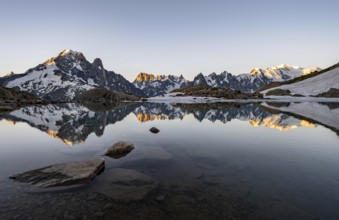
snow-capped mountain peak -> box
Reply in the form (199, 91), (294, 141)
(0, 50), (145, 101)
(3, 71), (15, 77)
(249, 68), (265, 75)
(60, 49), (78, 56)
(247, 64), (319, 82)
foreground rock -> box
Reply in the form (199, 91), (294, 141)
(92, 168), (158, 202)
(150, 127), (160, 133)
(105, 141), (134, 159)
(10, 158), (105, 188)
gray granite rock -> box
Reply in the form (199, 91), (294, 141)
(10, 158), (105, 188)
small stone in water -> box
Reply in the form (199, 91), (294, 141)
(150, 127), (160, 134)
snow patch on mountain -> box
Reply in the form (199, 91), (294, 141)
(262, 66), (339, 97)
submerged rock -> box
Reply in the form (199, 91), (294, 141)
(150, 127), (160, 134)
(92, 168), (158, 202)
(120, 145), (173, 165)
(9, 158), (105, 188)
(105, 141), (134, 159)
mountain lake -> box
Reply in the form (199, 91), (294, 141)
(0, 101), (338, 220)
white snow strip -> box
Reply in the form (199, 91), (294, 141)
(262, 67), (339, 97)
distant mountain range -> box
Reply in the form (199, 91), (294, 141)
(0, 49), (320, 99)
(134, 65), (320, 96)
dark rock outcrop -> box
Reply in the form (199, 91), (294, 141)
(74, 88), (140, 103)
(266, 89), (291, 96)
(316, 88), (339, 98)
(172, 85), (263, 99)
(0, 86), (44, 112)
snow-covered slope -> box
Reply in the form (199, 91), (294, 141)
(261, 65), (339, 97)
(0, 49), (145, 101)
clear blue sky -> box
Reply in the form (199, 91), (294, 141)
(0, 0), (338, 81)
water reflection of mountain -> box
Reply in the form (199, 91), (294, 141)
(0, 102), (319, 146)
(1, 103), (140, 146)
(133, 103), (186, 122)
(262, 102), (339, 136)
(134, 103), (316, 131)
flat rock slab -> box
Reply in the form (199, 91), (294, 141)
(10, 158), (105, 188)
(92, 168), (158, 202)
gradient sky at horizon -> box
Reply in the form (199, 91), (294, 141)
(0, 0), (338, 81)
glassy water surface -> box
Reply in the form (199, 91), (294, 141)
(0, 102), (338, 220)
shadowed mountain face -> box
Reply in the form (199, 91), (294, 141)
(0, 102), (324, 146)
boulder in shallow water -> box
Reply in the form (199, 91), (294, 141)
(150, 127), (160, 134)
(92, 168), (158, 202)
(9, 158), (105, 188)
(105, 141), (134, 159)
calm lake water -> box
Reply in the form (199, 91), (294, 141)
(0, 102), (338, 220)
